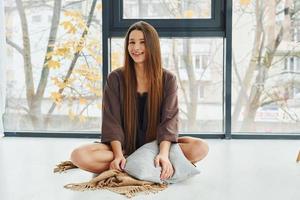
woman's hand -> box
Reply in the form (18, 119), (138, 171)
(110, 155), (126, 171)
(154, 153), (174, 180)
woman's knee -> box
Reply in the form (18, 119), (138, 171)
(70, 147), (88, 166)
(185, 139), (209, 163)
(194, 139), (209, 161)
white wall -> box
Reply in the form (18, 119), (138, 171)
(0, 0), (6, 137)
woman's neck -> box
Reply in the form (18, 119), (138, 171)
(135, 63), (148, 94)
(135, 63), (146, 80)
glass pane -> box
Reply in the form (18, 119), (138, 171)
(112, 38), (223, 133)
(123, 0), (211, 19)
(232, 0), (300, 133)
(4, 0), (103, 132)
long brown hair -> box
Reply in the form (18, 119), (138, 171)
(123, 21), (163, 155)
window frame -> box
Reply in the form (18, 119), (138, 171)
(106, 0), (225, 37)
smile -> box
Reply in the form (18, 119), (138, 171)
(132, 52), (144, 56)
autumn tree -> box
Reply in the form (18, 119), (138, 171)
(6, 0), (102, 130)
(232, 0), (300, 131)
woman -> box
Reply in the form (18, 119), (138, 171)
(71, 21), (209, 180)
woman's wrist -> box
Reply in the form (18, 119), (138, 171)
(114, 153), (125, 159)
(159, 140), (171, 157)
(110, 140), (124, 158)
(158, 152), (168, 158)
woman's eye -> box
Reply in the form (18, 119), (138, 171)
(129, 41), (135, 44)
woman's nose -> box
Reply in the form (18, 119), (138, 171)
(134, 43), (140, 50)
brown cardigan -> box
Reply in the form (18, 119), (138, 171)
(101, 67), (178, 150)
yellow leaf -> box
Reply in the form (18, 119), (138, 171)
(51, 77), (59, 86)
(79, 114), (86, 123)
(183, 10), (195, 18)
(240, 0), (251, 5)
(96, 3), (102, 11)
(74, 66), (101, 82)
(79, 64), (88, 69)
(77, 20), (88, 30)
(86, 83), (101, 96)
(60, 21), (73, 29)
(68, 26), (77, 34)
(51, 92), (62, 104)
(64, 41), (77, 49)
(79, 97), (87, 105)
(75, 45), (84, 52)
(47, 60), (60, 69)
(60, 21), (77, 34)
(67, 78), (76, 85)
(56, 47), (70, 56)
(64, 10), (82, 19)
(59, 82), (67, 89)
(51, 77), (72, 89)
(95, 55), (102, 64)
(75, 38), (85, 52)
(74, 66), (88, 76)
(86, 73), (101, 81)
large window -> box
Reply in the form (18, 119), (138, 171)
(6, 1), (298, 137)
(232, 0), (300, 133)
(4, 0), (102, 132)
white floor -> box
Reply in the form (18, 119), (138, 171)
(0, 137), (299, 200)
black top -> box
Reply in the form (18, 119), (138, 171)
(136, 92), (148, 149)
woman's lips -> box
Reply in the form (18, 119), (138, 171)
(131, 52), (144, 58)
(132, 52), (143, 55)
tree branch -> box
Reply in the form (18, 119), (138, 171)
(47, 0), (98, 115)
(5, 37), (24, 56)
(34, 0), (62, 107)
(16, 0), (35, 108)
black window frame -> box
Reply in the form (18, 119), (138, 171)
(106, 0), (225, 37)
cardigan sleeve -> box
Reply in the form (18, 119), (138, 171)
(101, 71), (125, 146)
(157, 73), (179, 144)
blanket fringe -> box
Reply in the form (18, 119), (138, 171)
(53, 160), (78, 173)
(61, 168), (167, 198)
(108, 184), (167, 198)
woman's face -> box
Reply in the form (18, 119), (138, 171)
(128, 30), (146, 65)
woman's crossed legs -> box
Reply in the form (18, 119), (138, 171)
(70, 136), (209, 174)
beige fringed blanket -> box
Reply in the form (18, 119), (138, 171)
(54, 161), (167, 198)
